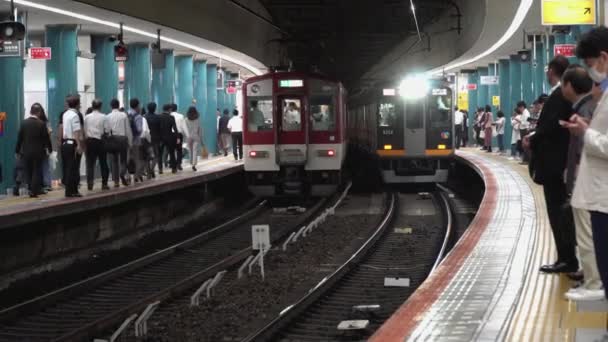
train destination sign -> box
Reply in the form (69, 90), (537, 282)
(542, 0), (596, 26)
(279, 79), (303, 88)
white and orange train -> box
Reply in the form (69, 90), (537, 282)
(243, 71), (348, 197)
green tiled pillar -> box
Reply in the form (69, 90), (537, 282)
(521, 57), (534, 106)
(533, 42), (546, 97)
(509, 55), (522, 137)
(477, 67), (489, 110)
(0, 47), (25, 193)
(206, 64), (218, 153)
(217, 68), (226, 112)
(194, 61), (212, 151)
(46, 25), (78, 132)
(124, 43), (151, 105)
(175, 55), (194, 113)
(151, 50), (175, 108)
(92, 36), (118, 113)
(499, 59), (512, 146)
(467, 72), (479, 112)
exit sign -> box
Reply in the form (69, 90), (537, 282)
(467, 84), (477, 91)
(29, 47), (52, 60)
(554, 44), (576, 57)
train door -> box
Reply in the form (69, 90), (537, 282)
(426, 87), (454, 152)
(404, 98), (426, 156)
(276, 96), (307, 165)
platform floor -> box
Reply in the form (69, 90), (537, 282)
(0, 156), (242, 227)
(371, 148), (608, 342)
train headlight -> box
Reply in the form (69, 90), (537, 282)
(384, 145), (393, 150)
(317, 149), (336, 157)
(249, 151), (269, 158)
(438, 144), (447, 150)
(399, 74), (429, 99)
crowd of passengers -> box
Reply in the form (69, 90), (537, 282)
(454, 27), (608, 303)
(12, 96), (244, 198)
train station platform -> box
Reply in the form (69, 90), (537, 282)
(371, 149), (608, 342)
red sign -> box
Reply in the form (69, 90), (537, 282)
(29, 47), (51, 60)
(467, 84), (477, 90)
(0, 112), (5, 137)
(554, 44), (576, 57)
(226, 86), (237, 95)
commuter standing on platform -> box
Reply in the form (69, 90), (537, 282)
(105, 99), (132, 187)
(159, 104), (179, 174)
(516, 101), (531, 164)
(565, 27), (608, 300)
(453, 106), (464, 149)
(84, 99), (109, 191)
(61, 95), (85, 197)
(462, 110), (469, 147)
(510, 109), (522, 160)
(227, 109), (243, 161)
(185, 106), (202, 171)
(15, 103), (52, 197)
(474, 108), (484, 147)
(559, 64), (601, 300)
(218, 109), (232, 157)
(482, 105), (494, 152)
(127, 99), (145, 183)
(494, 111), (506, 154)
(34, 105), (53, 192)
(170, 104), (187, 171)
(528, 55), (579, 274)
(144, 102), (161, 177)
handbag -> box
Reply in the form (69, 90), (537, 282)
(201, 144), (209, 159)
(479, 129), (485, 139)
(492, 127), (498, 137)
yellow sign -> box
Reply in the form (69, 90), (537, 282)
(457, 92), (469, 111)
(492, 96), (500, 107)
(542, 0), (596, 25)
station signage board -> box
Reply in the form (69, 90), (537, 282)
(0, 41), (22, 58)
(29, 47), (52, 60)
(492, 96), (501, 107)
(226, 86), (237, 94)
(466, 84), (477, 91)
(554, 44), (576, 57)
(480, 76), (499, 85)
(542, 0), (596, 26)
(457, 92), (469, 111)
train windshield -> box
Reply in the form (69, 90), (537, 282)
(247, 97), (273, 132)
(310, 80), (337, 131)
(428, 88), (452, 128)
(379, 103), (398, 127)
(281, 98), (303, 131)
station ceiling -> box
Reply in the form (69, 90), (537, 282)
(258, 0), (450, 85)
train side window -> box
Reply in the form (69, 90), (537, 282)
(379, 103), (396, 127)
(310, 95), (335, 131)
(247, 97), (273, 132)
(405, 101), (424, 129)
(281, 98), (302, 131)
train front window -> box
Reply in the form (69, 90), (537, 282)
(379, 103), (397, 127)
(281, 98), (302, 131)
(247, 97), (273, 132)
(428, 89), (452, 128)
(310, 96), (335, 131)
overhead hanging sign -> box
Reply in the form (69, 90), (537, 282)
(466, 84), (477, 91)
(457, 92), (469, 111)
(542, 0), (596, 26)
(0, 41), (22, 58)
(554, 44), (576, 57)
(226, 86), (237, 95)
(492, 96), (501, 107)
(480, 76), (499, 85)
(29, 47), (52, 60)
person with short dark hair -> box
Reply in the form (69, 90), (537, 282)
(453, 106), (465, 149)
(170, 103), (187, 170)
(218, 109), (232, 156)
(159, 104), (179, 173)
(127, 98), (145, 182)
(494, 111), (506, 154)
(227, 109), (243, 160)
(84, 99), (109, 191)
(61, 94), (85, 197)
(481, 105), (494, 152)
(185, 106), (202, 171)
(15, 103), (52, 197)
(528, 55), (579, 274)
(144, 102), (161, 178)
(105, 99), (132, 187)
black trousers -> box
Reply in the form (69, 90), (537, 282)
(24, 155), (42, 195)
(543, 178), (578, 266)
(160, 140), (177, 172)
(455, 124), (463, 149)
(108, 140), (128, 184)
(61, 143), (80, 196)
(85, 138), (109, 187)
(231, 132), (243, 160)
(176, 133), (183, 168)
(591, 211), (608, 298)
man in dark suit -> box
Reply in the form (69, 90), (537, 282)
(145, 102), (162, 177)
(529, 55), (579, 274)
(158, 104), (179, 173)
(15, 103), (53, 197)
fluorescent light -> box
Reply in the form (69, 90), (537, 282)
(6, 0), (263, 75)
(399, 74), (429, 99)
(428, 0), (533, 75)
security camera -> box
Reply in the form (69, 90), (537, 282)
(518, 49), (531, 62)
(0, 21), (26, 41)
(108, 35), (117, 42)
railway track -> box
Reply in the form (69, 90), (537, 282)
(0, 197), (332, 342)
(244, 190), (454, 341)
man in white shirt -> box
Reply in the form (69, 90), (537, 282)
(227, 109), (243, 160)
(84, 99), (109, 191)
(170, 103), (188, 170)
(61, 95), (85, 197)
(453, 106), (464, 149)
(516, 101), (531, 163)
(105, 99), (131, 187)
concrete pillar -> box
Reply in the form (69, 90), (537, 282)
(124, 43), (151, 106)
(92, 35), (118, 113)
(151, 50), (175, 108)
(206, 64), (218, 153)
(46, 25), (78, 132)
(175, 55), (194, 113)
(0, 45), (25, 193)
(477, 67), (489, 110)
(194, 61), (211, 150)
(533, 42), (546, 96)
(499, 59), (512, 146)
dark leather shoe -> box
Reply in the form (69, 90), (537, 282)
(102, 184), (110, 191)
(540, 262), (578, 274)
(567, 270), (585, 281)
(87, 185), (94, 191)
(68, 193), (83, 198)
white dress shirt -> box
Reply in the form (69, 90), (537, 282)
(454, 110), (464, 125)
(84, 110), (107, 140)
(105, 109), (133, 145)
(519, 108), (531, 130)
(228, 116), (243, 133)
(572, 91), (608, 214)
(62, 109), (81, 140)
(171, 112), (188, 138)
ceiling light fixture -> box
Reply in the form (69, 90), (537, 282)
(5, 0), (264, 75)
(428, 0), (533, 75)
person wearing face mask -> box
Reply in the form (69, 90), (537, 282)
(529, 55), (579, 275)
